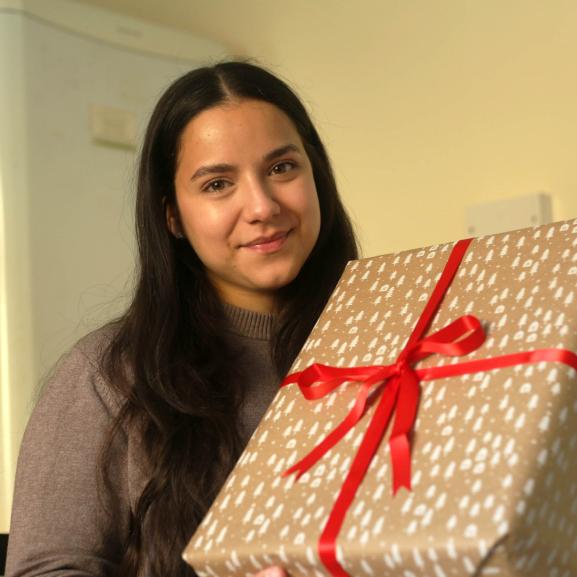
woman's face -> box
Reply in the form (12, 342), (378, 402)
(171, 99), (321, 313)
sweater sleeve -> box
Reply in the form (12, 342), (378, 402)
(5, 337), (130, 577)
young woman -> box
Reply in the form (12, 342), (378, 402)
(6, 61), (358, 577)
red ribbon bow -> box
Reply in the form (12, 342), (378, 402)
(282, 313), (484, 492)
(281, 238), (577, 577)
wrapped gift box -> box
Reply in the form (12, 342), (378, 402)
(184, 219), (577, 577)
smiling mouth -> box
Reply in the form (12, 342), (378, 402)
(242, 230), (291, 253)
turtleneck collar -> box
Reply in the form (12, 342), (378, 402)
(222, 302), (275, 340)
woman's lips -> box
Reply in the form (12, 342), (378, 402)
(243, 230), (291, 254)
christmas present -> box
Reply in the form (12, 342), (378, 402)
(184, 219), (577, 577)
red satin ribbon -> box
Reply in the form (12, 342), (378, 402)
(280, 238), (577, 577)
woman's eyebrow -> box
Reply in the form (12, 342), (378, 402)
(263, 143), (300, 162)
(190, 144), (301, 181)
(191, 163), (235, 181)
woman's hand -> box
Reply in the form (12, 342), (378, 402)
(253, 566), (288, 577)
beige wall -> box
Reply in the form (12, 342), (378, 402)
(4, 0), (577, 533)
(88, 0), (577, 256)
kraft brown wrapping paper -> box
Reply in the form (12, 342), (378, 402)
(184, 219), (577, 577)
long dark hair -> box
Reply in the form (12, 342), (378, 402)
(100, 61), (358, 577)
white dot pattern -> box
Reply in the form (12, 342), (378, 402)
(184, 220), (577, 577)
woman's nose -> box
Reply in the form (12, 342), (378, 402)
(242, 177), (281, 222)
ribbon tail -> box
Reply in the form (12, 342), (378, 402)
(388, 369), (421, 494)
(390, 434), (412, 494)
(283, 381), (374, 479)
(318, 380), (400, 577)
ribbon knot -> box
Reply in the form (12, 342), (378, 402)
(391, 360), (406, 376)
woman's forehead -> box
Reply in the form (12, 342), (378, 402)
(178, 100), (304, 159)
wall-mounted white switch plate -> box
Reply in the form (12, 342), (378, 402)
(466, 193), (552, 236)
(89, 104), (137, 149)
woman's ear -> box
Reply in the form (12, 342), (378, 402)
(165, 200), (185, 239)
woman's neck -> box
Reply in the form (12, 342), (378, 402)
(210, 280), (277, 314)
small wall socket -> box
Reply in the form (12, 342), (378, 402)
(89, 104), (137, 149)
(466, 193), (552, 236)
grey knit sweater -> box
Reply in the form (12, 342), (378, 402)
(6, 305), (279, 577)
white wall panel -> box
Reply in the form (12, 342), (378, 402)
(0, 0), (226, 532)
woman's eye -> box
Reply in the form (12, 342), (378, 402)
(203, 179), (230, 193)
(270, 161), (295, 175)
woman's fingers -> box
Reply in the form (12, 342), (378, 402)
(253, 566), (288, 577)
